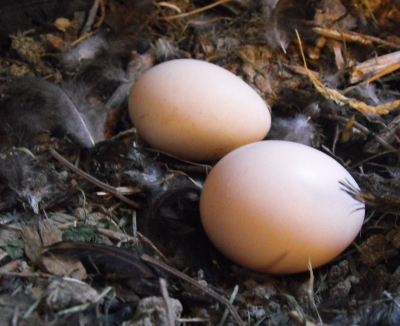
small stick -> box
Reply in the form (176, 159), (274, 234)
(183, 17), (232, 33)
(136, 232), (171, 264)
(71, 31), (95, 47)
(312, 27), (400, 50)
(161, 0), (234, 20)
(368, 62), (400, 83)
(141, 254), (245, 326)
(289, 311), (321, 326)
(160, 278), (174, 326)
(178, 318), (209, 322)
(325, 114), (397, 153)
(57, 286), (113, 316)
(81, 0), (101, 36)
(0, 272), (53, 278)
(50, 148), (140, 208)
(296, 30), (400, 115)
(94, 0), (106, 29)
(109, 128), (138, 141)
(219, 285), (239, 325)
(97, 227), (171, 264)
(234, 50), (265, 76)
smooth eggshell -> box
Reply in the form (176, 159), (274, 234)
(200, 141), (365, 274)
(129, 59), (271, 161)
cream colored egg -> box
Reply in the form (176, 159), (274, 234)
(129, 59), (271, 161)
(199, 140), (365, 274)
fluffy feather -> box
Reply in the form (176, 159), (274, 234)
(0, 150), (63, 213)
(104, 51), (154, 109)
(345, 84), (380, 106)
(72, 56), (127, 98)
(60, 80), (107, 146)
(261, 0), (320, 52)
(0, 76), (108, 147)
(83, 140), (164, 192)
(267, 114), (319, 146)
(61, 31), (110, 70)
(329, 296), (400, 326)
(153, 38), (184, 62)
(105, 38), (185, 109)
(60, 0), (155, 70)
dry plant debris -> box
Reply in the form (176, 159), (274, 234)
(1, 0), (400, 325)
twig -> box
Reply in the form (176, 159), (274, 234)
(313, 27), (372, 45)
(81, 0), (101, 36)
(23, 296), (43, 319)
(296, 30), (400, 115)
(97, 227), (171, 264)
(57, 286), (113, 315)
(178, 317), (209, 322)
(312, 27), (400, 50)
(367, 62), (400, 83)
(73, 0), (106, 46)
(12, 307), (19, 326)
(137, 233), (171, 264)
(0, 251), (9, 263)
(234, 50), (265, 76)
(50, 148), (140, 208)
(364, 114), (400, 154)
(360, 0), (378, 26)
(289, 310), (321, 326)
(0, 260), (20, 273)
(143, 147), (212, 172)
(350, 149), (400, 168)
(307, 259), (322, 323)
(350, 50), (400, 84)
(71, 31), (95, 47)
(141, 254), (245, 326)
(158, 2), (181, 13)
(183, 17), (232, 33)
(166, 163), (211, 174)
(109, 128), (138, 141)
(160, 278), (174, 326)
(0, 272), (52, 278)
(324, 114), (398, 153)
(285, 64), (319, 78)
(94, 0), (106, 29)
(219, 285), (239, 325)
(161, 0), (234, 20)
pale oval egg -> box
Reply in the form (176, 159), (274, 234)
(129, 59), (271, 161)
(199, 140), (365, 274)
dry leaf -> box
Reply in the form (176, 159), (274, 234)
(41, 255), (87, 280)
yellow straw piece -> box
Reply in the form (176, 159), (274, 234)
(295, 30), (400, 115)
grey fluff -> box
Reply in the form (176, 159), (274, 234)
(267, 114), (318, 146)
